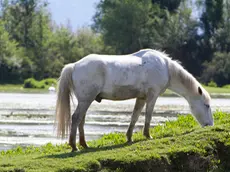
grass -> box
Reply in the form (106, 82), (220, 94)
(204, 86), (230, 94)
(0, 84), (49, 93)
(1, 84), (230, 97)
(1, 111), (230, 171)
(162, 86), (230, 98)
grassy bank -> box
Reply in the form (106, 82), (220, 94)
(1, 84), (230, 98)
(0, 84), (49, 93)
(163, 86), (230, 98)
(1, 111), (230, 172)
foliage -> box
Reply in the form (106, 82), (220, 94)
(202, 52), (230, 86)
(207, 80), (217, 87)
(0, 0), (112, 83)
(23, 78), (57, 89)
(0, 84), (50, 93)
(198, 0), (230, 84)
(0, 20), (27, 83)
(222, 84), (230, 89)
(92, 0), (200, 77)
(1, 0), (230, 86)
(1, 111), (230, 171)
(93, 0), (153, 54)
(151, 0), (181, 12)
(93, 0), (230, 85)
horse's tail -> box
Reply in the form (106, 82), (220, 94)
(55, 63), (75, 138)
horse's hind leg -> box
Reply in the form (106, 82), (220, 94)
(78, 115), (88, 148)
(126, 98), (146, 143)
(69, 101), (92, 152)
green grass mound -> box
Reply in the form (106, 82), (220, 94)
(23, 78), (57, 89)
(1, 111), (230, 172)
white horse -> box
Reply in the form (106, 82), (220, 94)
(55, 49), (213, 152)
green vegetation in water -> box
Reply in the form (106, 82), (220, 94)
(1, 111), (230, 172)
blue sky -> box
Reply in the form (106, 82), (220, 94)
(47, 0), (100, 30)
(47, 0), (199, 31)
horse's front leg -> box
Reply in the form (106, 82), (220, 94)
(143, 92), (158, 139)
(126, 98), (146, 143)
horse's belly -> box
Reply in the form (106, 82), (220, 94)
(100, 85), (145, 100)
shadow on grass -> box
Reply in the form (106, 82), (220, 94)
(41, 140), (143, 159)
(40, 128), (200, 159)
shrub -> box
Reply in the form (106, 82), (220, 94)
(24, 78), (42, 88)
(207, 80), (217, 87)
(23, 78), (57, 89)
(201, 52), (230, 86)
(222, 84), (230, 88)
(41, 78), (57, 87)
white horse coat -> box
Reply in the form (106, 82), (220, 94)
(73, 50), (169, 101)
(55, 49), (213, 152)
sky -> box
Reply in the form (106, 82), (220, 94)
(47, 0), (100, 30)
(47, 0), (199, 31)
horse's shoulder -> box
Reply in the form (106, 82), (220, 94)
(81, 54), (103, 63)
(132, 49), (153, 57)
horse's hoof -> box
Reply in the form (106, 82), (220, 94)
(71, 147), (78, 152)
(69, 143), (78, 152)
(143, 133), (153, 140)
(80, 140), (89, 149)
(146, 135), (153, 140)
(126, 140), (132, 145)
(81, 143), (89, 149)
(126, 138), (133, 144)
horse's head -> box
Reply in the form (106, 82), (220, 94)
(188, 86), (213, 127)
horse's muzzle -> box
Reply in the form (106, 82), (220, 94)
(203, 122), (214, 127)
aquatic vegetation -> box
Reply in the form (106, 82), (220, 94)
(0, 111), (230, 171)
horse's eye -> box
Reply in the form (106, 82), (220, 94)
(205, 104), (210, 108)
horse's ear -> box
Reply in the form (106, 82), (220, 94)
(198, 86), (202, 95)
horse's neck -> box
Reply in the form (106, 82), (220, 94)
(167, 62), (195, 100)
(168, 78), (189, 99)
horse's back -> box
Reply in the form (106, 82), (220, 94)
(72, 50), (170, 101)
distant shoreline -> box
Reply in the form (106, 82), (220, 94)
(1, 84), (230, 98)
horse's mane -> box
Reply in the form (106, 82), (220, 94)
(146, 49), (211, 102)
(169, 59), (198, 91)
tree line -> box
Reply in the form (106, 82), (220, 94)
(0, 0), (230, 86)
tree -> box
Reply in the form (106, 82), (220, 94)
(3, 0), (38, 48)
(0, 0), (115, 83)
(152, 0), (181, 12)
(200, 0), (230, 85)
(209, 0), (230, 52)
(93, 0), (206, 76)
(2, 0), (53, 80)
(195, 0), (225, 66)
(75, 27), (114, 57)
(93, 0), (153, 54)
(200, 0), (224, 38)
(202, 52), (230, 86)
(0, 20), (29, 83)
(29, 8), (53, 79)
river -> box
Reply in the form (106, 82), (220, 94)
(0, 93), (229, 151)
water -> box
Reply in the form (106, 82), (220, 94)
(0, 93), (230, 151)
